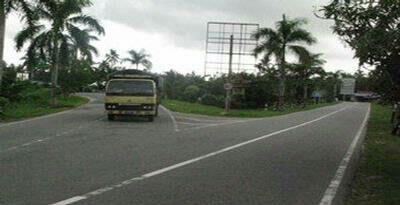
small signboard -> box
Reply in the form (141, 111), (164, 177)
(224, 83), (233, 91)
(340, 78), (356, 95)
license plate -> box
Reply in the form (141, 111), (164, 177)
(126, 111), (138, 115)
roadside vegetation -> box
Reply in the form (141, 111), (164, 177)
(347, 104), (400, 205)
(0, 80), (88, 122)
(163, 99), (337, 118)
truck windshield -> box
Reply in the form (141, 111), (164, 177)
(106, 80), (155, 96)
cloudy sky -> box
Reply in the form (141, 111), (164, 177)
(4, 0), (360, 75)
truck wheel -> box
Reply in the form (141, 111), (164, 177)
(108, 114), (115, 121)
(148, 116), (154, 122)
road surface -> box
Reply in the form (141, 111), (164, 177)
(0, 93), (370, 205)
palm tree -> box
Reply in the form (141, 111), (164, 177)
(253, 14), (316, 109)
(326, 70), (344, 99)
(124, 49), (152, 71)
(15, 0), (104, 106)
(105, 49), (120, 68)
(0, 0), (37, 91)
(69, 28), (99, 63)
(293, 52), (326, 106)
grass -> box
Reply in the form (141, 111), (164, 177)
(347, 104), (400, 205)
(162, 99), (338, 118)
(0, 95), (89, 122)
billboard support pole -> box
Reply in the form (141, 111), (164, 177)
(225, 35), (234, 113)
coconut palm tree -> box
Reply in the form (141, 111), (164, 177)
(69, 28), (99, 63)
(15, 0), (104, 105)
(292, 52), (326, 106)
(105, 49), (120, 68)
(124, 49), (152, 71)
(0, 0), (37, 91)
(253, 14), (316, 109)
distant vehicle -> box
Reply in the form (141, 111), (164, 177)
(105, 70), (161, 121)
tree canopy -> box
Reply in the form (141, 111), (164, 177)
(320, 0), (400, 101)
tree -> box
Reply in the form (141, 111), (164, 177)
(0, 0), (37, 92)
(253, 14), (316, 109)
(124, 49), (152, 71)
(292, 52), (326, 106)
(320, 0), (400, 101)
(15, 0), (104, 105)
(326, 70), (344, 99)
(105, 49), (120, 68)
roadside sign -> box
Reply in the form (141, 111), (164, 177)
(340, 78), (356, 95)
(224, 83), (233, 91)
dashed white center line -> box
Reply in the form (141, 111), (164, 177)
(0, 116), (105, 153)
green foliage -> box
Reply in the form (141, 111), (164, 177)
(0, 97), (10, 108)
(183, 85), (201, 103)
(200, 94), (224, 108)
(59, 60), (96, 94)
(124, 49), (152, 70)
(12, 0), (104, 104)
(321, 1), (400, 101)
(163, 99), (337, 118)
(1, 95), (88, 121)
(253, 14), (317, 107)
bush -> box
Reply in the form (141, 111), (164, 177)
(231, 93), (246, 109)
(200, 94), (224, 107)
(0, 97), (10, 108)
(183, 85), (201, 102)
(19, 88), (50, 104)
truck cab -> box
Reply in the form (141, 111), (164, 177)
(105, 72), (160, 121)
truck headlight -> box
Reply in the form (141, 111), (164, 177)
(143, 105), (153, 110)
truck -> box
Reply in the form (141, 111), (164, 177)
(104, 70), (161, 121)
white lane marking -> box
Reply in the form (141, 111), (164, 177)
(1, 137), (52, 153)
(175, 116), (238, 123)
(1, 116), (105, 153)
(176, 121), (212, 126)
(319, 105), (371, 205)
(50, 107), (347, 205)
(160, 105), (179, 132)
(0, 96), (93, 129)
(51, 196), (87, 205)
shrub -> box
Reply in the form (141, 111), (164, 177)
(231, 93), (246, 109)
(0, 97), (10, 108)
(183, 85), (201, 103)
(200, 93), (220, 106)
(20, 88), (50, 104)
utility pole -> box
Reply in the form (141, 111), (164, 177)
(224, 35), (234, 113)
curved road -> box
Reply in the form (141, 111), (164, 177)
(0, 93), (370, 205)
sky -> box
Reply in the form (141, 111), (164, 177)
(3, 0), (361, 75)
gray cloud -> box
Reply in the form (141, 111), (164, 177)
(89, 0), (334, 49)
(5, 0), (360, 73)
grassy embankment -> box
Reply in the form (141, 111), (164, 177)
(162, 99), (338, 118)
(0, 91), (89, 122)
(347, 104), (400, 204)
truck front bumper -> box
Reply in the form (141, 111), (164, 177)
(106, 110), (156, 116)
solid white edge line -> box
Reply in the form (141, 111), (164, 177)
(159, 105), (179, 132)
(319, 104), (371, 205)
(49, 107), (347, 205)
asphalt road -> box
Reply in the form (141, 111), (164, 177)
(0, 93), (370, 205)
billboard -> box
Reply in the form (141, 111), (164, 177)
(340, 78), (356, 95)
(204, 22), (259, 76)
